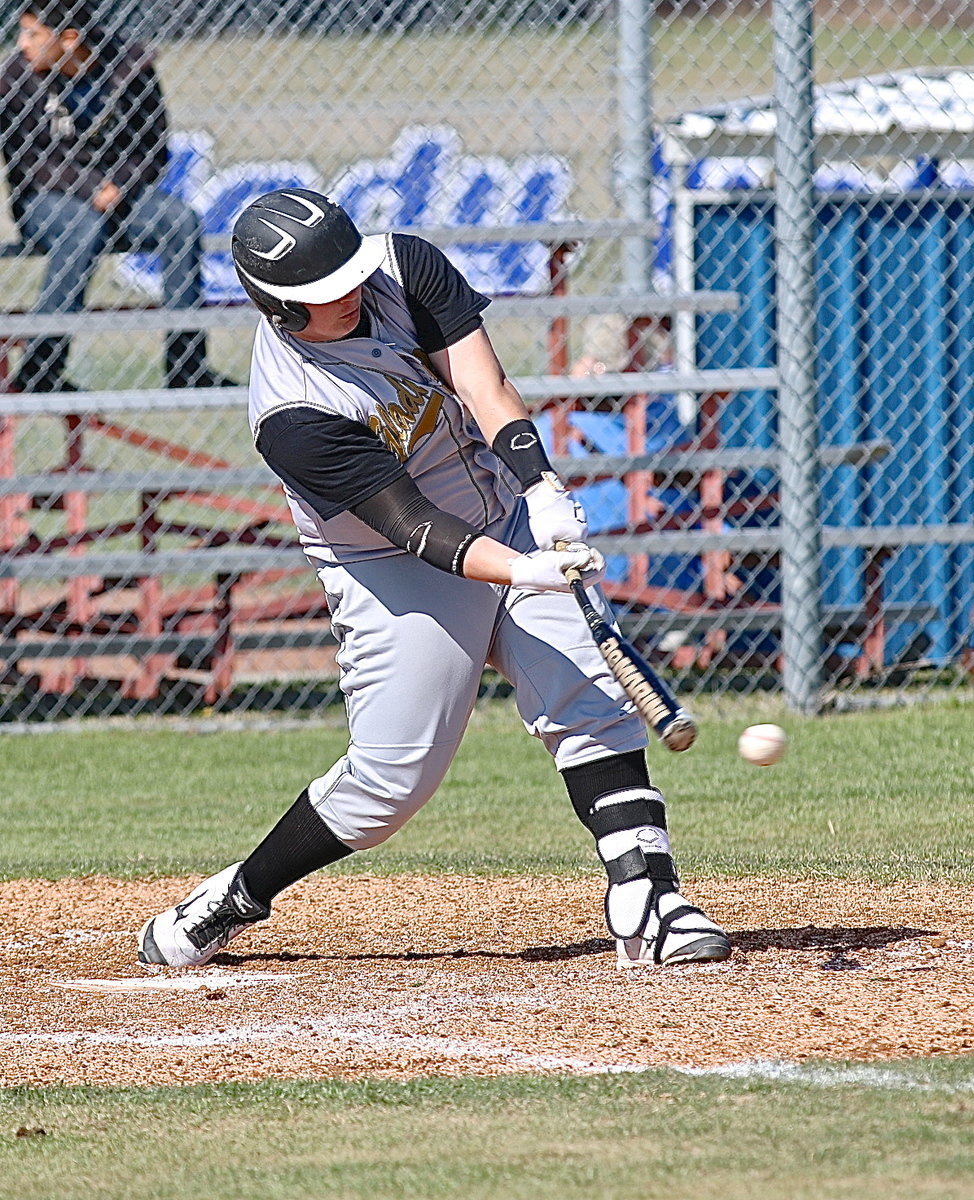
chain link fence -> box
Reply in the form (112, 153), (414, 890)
(0, 0), (971, 722)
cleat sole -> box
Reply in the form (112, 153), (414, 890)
(662, 933), (732, 965)
(617, 933), (732, 969)
(137, 917), (167, 965)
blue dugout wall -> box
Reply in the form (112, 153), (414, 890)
(693, 192), (974, 665)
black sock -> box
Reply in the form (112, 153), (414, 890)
(239, 789), (353, 907)
(561, 749), (660, 828)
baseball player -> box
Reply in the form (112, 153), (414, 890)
(137, 189), (731, 971)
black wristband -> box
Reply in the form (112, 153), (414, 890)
(490, 418), (554, 491)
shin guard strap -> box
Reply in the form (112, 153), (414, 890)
(604, 846), (648, 886)
(602, 848), (678, 890)
(644, 851), (680, 892)
(587, 790), (666, 839)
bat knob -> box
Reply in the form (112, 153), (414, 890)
(659, 712), (698, 752)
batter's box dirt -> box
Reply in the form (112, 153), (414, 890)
(1, 874), (973, 1086)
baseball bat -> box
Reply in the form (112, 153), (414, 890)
(557, 543), (697, 752)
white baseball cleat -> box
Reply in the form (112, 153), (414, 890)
(616, 889), (731, 968)
(137, 862), (270, 968)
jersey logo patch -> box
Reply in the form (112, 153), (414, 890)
(367, 374), (446, 461)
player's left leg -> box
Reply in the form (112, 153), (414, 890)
(492, 598), (730, 966)
(488, 509), (729, 967)
(560, 750), (730, 967)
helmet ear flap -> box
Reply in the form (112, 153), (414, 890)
(234, 269), (310, 333)
(272, 301), (311, 333)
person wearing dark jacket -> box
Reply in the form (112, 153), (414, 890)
(0, 0), (233, 391)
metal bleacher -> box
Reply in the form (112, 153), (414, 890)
(0, 217), (918, 705)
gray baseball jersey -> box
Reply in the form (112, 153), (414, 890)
(248, 233), (517, 565)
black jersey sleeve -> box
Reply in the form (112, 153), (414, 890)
(255, 406), (407, 522)
(392, 233), (491, 353)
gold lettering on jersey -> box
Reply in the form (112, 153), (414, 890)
(368, 374), (446, 461)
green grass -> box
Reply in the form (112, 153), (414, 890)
(2, 700), (973, 1195)
(4, 1063), (974, 1200)
(1, 698), (972, 882)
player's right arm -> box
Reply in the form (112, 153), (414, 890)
(256, 406), (601, 591)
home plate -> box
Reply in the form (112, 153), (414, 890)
(52, 972), (292, 994)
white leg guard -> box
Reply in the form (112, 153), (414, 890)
(589, 787), (679, 939)
(588, 786), (731, 968)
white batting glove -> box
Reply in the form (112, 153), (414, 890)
(523, 473), (588, 549)
(508, 543), (606, 593)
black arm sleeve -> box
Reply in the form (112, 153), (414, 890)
(255, 406), (407, 522)
(256, 406), (483, 573)
(350, 475), (482, 576)
(392, 233), (491, 352)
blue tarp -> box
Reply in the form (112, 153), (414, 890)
(693, 193), (974, 662)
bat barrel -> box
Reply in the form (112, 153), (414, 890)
(560, 552), (697, 752)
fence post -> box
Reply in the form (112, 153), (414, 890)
(617, 0), (653, 293)
(774, 0), (822, 713)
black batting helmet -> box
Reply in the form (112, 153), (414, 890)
(231, 189), (385, 332)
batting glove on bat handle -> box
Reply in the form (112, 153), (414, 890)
(509, 544), (605, 592)
(556, 538), (587, 585)
(524, 473), (588, 549)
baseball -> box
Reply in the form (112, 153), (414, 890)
(737, 723), (787, 766)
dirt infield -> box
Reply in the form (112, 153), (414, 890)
(2, 873), (973, 1086)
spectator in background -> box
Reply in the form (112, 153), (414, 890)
(569, 313), (630, 388)
(0, 0), (234, 391)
